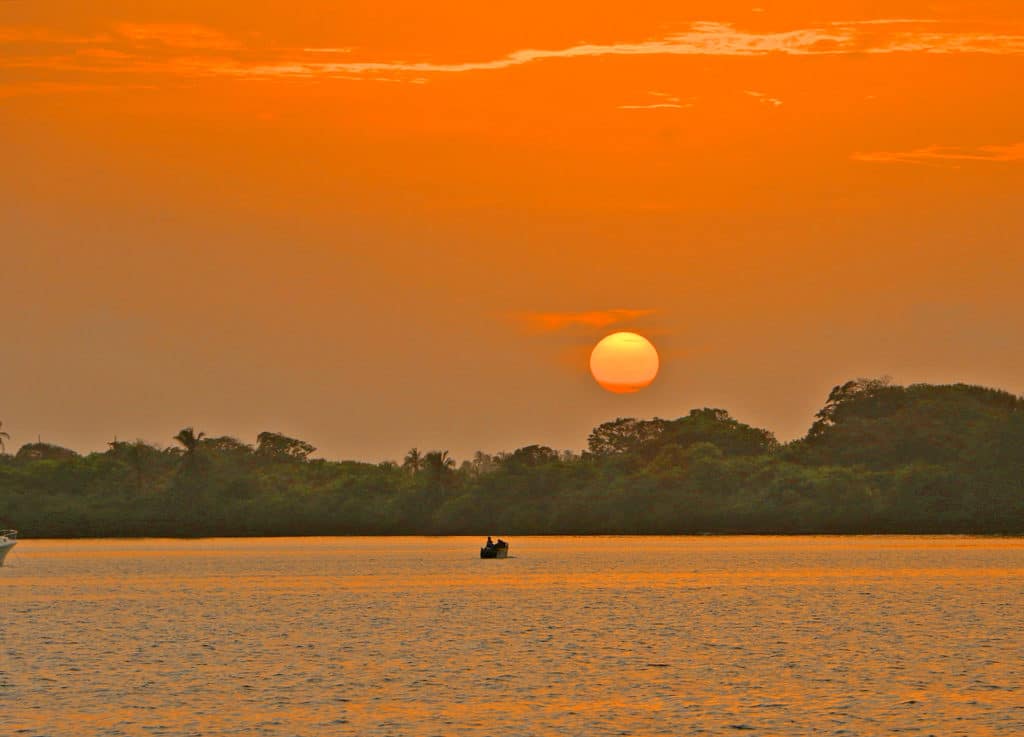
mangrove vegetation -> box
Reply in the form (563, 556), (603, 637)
(2, 378), (1023, 536)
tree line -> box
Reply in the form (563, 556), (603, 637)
(1, 378), (1023, 537)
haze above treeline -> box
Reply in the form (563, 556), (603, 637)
(2, 377), (1023, 537)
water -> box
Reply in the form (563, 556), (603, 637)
(1, 536), (1022, 736)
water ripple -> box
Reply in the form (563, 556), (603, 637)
(1, 536), (1023, 736)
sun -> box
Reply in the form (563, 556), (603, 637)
(589, 332), (659, 394)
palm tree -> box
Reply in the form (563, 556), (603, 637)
(423, 450), (456, 483)
(402, 447), (423, 475)
(173, 427), (206, 477)
(0, 421), (9, 455)
(173, 427), (206, 455)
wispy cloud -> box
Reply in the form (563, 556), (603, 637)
(514, 309), (657, 333)
(2, 19), (1024, 87)
(744, 90), (783, 107)
(114, 23), (242, 50)
(218, 20), (1024, 80)
(617, 102), (688, 109)
(851, 143), (1024, 164)
(301, 47), (353, 55)
(618, 90), (692, 110)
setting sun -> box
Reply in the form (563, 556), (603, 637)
(589, 332), (660, 393)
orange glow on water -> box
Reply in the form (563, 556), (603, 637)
(4, 537), (1024, 735)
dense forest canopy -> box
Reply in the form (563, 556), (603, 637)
(2, 378), (1023, 537)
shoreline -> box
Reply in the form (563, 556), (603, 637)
(9, 531), (1024, 540)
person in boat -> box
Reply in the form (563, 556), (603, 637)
(495, 538), (506, 548)
(485, 536), (495, 549)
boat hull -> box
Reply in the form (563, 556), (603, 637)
(0, 539), (15, 566)
(480, 546), (508, 559)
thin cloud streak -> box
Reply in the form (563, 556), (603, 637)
(3, 20), (1024, 86)
(515, 309), (657, 333)
(745, 90), (783, 107)
(114, 23), (242, 50)
(222, 21), (1024, 79)
(302, 47), (353, 54)
(852, 143), (1024, 164)
(618, 103), (689, 109)
(618, 90), (691, 110)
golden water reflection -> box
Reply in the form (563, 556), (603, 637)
(2, 536), (1022, 735)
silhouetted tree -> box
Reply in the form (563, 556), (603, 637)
(173, 427), (206, 456)
(423, 450), (455, 483)
(256, 431), (314, 462)
(402, 448), (423, 475)
(202, 436), (254, 455)
(506, 444), (560, 467)
(172, 427), (207, 488)
(808, 377), (896, 439)
(15, 442), (79, 462)
(107, 439), (160, 495)
(661, 408), (779, 457)
(587, 417), (666, 456)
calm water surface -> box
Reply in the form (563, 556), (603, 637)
(1, 536), (1022, 736)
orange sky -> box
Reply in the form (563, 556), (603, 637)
(2, 1), (1023, 461)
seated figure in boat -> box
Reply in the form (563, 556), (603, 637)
(481, 536), (508, 558)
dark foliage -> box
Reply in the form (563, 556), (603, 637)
(2, 379), (1023, 537)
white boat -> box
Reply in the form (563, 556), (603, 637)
(0, 529), (17, 566)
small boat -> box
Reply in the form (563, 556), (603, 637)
(480, 539), (509, 559)
(0, 529), (17, 566)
